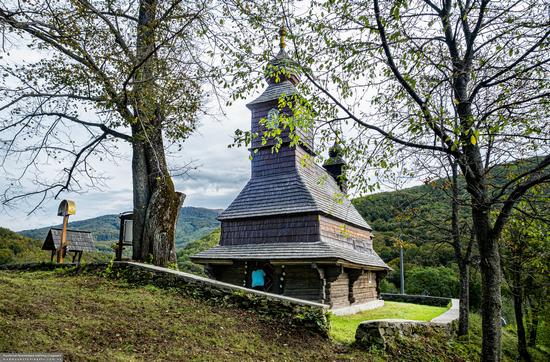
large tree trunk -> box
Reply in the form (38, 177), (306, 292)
(130, 0), (184, 266)
(141, 125), (184, 265)
(473, 207), (502, 362)
(142, 186), (185, 266)
(131, 125), (185, 266)
(132, 140), (150, 260)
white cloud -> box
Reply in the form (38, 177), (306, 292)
(0, 97), (254, 231)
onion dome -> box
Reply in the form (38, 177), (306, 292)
(248, 24), (301, 108)
(265, 24), (301, 86)
(323, 141), (347, 193)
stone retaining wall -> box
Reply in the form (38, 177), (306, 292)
(355, 299), (459, 350)
(355, 319), (456, 349)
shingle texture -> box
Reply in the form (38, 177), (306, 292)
(192, 241), (388, 269)
(247, 80), (298, 107)
(218, 156), (371, 230)
(42, 228), (95, 252)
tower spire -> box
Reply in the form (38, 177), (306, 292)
(279, 22), (287, 50)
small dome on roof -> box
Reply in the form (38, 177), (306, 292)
(264, 24), (301, 86)
(328, 142), (345, 160)
(324, 141), (346, 166)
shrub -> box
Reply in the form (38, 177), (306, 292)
(406, 266), (459, 298)
(0, 248), (13, 264)
(380, 279), (399, 293)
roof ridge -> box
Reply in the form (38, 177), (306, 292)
(50, 228), (92, 233)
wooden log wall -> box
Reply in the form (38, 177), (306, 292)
(324, 266), (350, 308)
(348, 270), (378, 305)
(213, 263), (246, 287)
(212, 263), (382, 308)
(220, 215), (320, 245)
(319, 216), (373, 250)
(282, 265), (322, 303)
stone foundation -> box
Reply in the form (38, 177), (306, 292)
(355, 319), (455, 349)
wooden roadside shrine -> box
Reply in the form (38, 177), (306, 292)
(57, 200), (74, 263)
(41, 200), (96, 263)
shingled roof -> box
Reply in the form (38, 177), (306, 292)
(192, 241), (388, 269)
(247, 80), (298, 107)
(218, 159), (371, 230)
(41, 228), (95, 252)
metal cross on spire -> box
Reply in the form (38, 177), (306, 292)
(279, 21), (287, 50)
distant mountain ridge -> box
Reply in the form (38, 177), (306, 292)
(18, 206), (222, 250)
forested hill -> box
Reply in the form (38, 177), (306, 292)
(0, 227), (43, 264)
(18, 206), (222, 249)
(352, 157), (544, 270)
(353, 181), (461, 269)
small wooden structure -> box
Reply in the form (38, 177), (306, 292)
(42, 228), (95, 263)
(115, 212), (133, 261)
(55, 199), (76, 263)
(192, 29), (390, 308)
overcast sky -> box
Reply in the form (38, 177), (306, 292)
(0, 29), (400, 232)
(0, 98), (252, 231)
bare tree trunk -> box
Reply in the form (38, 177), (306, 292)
(511, 267), (530, 361)
(456, 72), (502, 359)
(450, 159), (470, 336)
(527, 309), (538, 347)
(526, 291), (540, 347)
(458, 261), (470, 335)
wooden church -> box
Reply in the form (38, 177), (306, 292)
(192, 29), (389, 309)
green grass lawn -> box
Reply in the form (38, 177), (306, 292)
(0, 270), (354, 361)
(330, 301), (449, 343)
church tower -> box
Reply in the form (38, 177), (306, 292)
(192, 27), (389, 309)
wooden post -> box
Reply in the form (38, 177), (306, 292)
(55, 200), (75, 264)
(399, 246), (405, 294)
(116, 223), (124, 261)
(56, 214), (69, 263)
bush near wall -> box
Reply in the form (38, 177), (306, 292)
(405, 266), (459, 298)
(381, 293), (451, 307)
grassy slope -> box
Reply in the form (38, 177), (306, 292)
(0, 270), (360, 362)
(331, 302), (449, 343)
(1, 270), (547, 361)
